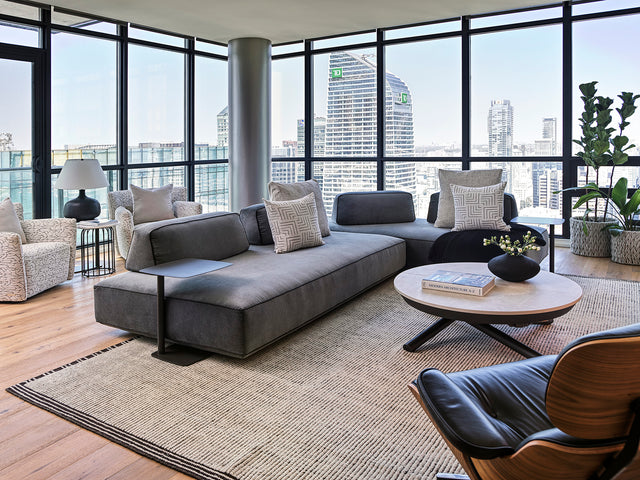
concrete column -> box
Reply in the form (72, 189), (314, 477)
(228, 37), (271, 211)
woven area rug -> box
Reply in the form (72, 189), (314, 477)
(8, 275), (640, 480)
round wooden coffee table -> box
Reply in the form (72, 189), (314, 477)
(394, 262), (583, 358)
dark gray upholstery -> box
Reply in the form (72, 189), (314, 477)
(239, 203), (274, 245)
(125, 212), (249, 272)
(333, 191), (416, 225)
(95, 231), (405, 358)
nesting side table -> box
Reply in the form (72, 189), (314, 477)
(77, 219), (118, 277)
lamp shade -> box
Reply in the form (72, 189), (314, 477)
(55, 158), (109, 190)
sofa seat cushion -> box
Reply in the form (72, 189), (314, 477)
(22, 242), (71, 298)
(330, 219), (448, 268)
(94, 231), (405, 358)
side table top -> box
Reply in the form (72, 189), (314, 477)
(394, 262), (582, 317)
(511, 216), (565, 225)
(140, 258), (231, 278)
(77, 219), (119, 229)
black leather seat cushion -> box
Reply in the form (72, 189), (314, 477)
(416, 355), (556, 459)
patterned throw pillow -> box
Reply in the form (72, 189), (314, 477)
(435, 169), (503, 228)
(0, 197), (27, 243)
(268, 179), (331, 237)
(263, 193), (325, 254)
(450, 182), (511, 232)
(130, 184), (175, 224)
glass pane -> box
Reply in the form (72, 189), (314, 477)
(272, 57), (303, 157)
(128, 166), (186, 188)
(573, 14), (640, 155)
(385, 38), (461, 156)
(51, 170), (119, 219)
(195, 56), (227, 156)
(577, 165), (640, 187)
(573, 0), (640, 15)
(0, 59), (32, 218)
(315, 49), (377, 157)
(384, 21), (460, 40)
(471, 7), (562, 28)
(385, 161), (462, 218)
(129, 26), (185, 47)
(129, 45), (185, 162)
(51, 32), (117, 167)
(271, 161), (305, 183)
(51, 10), (117, 34)
(313, 32), (375, 50)
(313, 161), (377, 215)
(0, 21), (38, 47)
(471, 25), (562, 156)
(195, 164), (229, 213)
(195, 40), (227, 56)
(0, 1), (39, 20)
(272, 42), (304, 55)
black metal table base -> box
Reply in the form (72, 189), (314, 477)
(403, 318), (542, 358)
(152, 344), (212, 366)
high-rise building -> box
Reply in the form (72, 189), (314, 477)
(534, 117), (558, 156)
(316, 51), (415, 212)
(488, 100), (513, 157)
(217, 106), (229, 147)
(296, 116), (326, 157)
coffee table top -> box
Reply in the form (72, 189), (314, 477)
(394, 262), (582, 318)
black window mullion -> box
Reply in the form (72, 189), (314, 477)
(34, 7), (51, 218)
(117, 23), (128, 189)
(376, 29), (384, 191)
(185, 38), (195, 201)
(562, 1), (573, 237)
(461, 16), (471, 171)
(304, 39), (313, 180)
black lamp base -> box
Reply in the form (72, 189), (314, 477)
(63, 190), (101, 221)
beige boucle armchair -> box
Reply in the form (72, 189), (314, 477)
(0, 204), (76, 302)
(107, 186), (202, 260)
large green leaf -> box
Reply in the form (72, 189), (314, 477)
(621, 189), (640, 217)
(572, 191), (604, 210)
(610, 177), (628, 210)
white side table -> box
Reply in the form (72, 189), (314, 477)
(77, 219), (118, 277)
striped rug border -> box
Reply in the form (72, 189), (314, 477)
(6, 338), (239, 480)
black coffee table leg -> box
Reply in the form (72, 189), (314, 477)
(403, 318), (454, 352)
(473, 324), (541, 358)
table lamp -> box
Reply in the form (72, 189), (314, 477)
(55, 158), (109, 221)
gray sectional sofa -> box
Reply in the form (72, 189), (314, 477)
(94, 210), (405, 358)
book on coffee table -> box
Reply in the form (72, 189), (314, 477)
(422, 270), (495, 296)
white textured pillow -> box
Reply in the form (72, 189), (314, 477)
(268, 179), (330, 237)
(435, 169), (503, 228)
(130, 184), (175, 224)
(0, 197), (26, 243)
(450, 182), (511, 232)
(263, 193), (325, 254)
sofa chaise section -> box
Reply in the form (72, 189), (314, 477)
(94, 212), (405, 358)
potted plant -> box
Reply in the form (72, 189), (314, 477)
(606, 178), (640, 265)
(561, 82), (639, 257)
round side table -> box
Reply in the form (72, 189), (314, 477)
(77, 219), (118, 277)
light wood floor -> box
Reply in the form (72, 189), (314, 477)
(1, 248), (639, 479)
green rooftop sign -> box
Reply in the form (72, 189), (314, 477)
(400, 93), (408, 104)
(331, 68), (343, 78)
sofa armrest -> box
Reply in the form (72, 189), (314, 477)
(174, 200), (203, 218)
(21, 218), (77, 280)
(0, 231), (28, 301)
(115, 206), (134, 259)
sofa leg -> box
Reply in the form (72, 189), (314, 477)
(436, 474), (469, 480)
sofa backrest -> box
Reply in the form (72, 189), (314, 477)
(239, 203), (274, 245)
(427, 192), (518, 224)
(332, 191), (416, 225)
(125, 212), (249, 272)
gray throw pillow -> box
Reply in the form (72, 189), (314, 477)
(0, 197), (27, 243)
(435, 169), (503, 228)
(263, 193), (325, 254)
(268, 179), (330, 237)
(130, 184), (175, 225)
(450, 182), (511, 232)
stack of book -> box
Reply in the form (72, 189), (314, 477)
(422, 270), (495, 296)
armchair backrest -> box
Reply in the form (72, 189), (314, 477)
(107, 186), (187, 220)
(427, 192), (518, 224)
(546, 323), (640, 439)
(14, 203), (24, 221)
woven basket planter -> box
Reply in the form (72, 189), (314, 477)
(569, 217), (613, 257)
(611, 230), (640, 265)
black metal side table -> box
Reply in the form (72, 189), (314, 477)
(140, 258), (231, 366)
(77, 219), (118, 277)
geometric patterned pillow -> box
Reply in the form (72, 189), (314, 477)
(263, 193), (325, 254)
(450, 182), (511, 232)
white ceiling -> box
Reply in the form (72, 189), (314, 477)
(38, 0), (556, 45)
